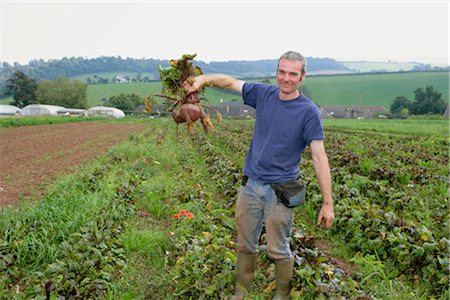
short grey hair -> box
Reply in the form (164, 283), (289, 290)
(277, 51), (307, 74)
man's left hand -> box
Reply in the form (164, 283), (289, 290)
(317, 204), (334, 228)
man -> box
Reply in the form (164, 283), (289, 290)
(184, 51), (334, 300)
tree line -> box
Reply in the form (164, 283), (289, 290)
(5, 71), (88, 108)
(4, 71), (148, 111)
(390, 86), (447, 118)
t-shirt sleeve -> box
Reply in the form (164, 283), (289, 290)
(242, 82), (261, 108)
(303, 107), (324, 145)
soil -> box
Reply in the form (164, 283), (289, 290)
(0, 121), (146, 206)
(315, 239), (356, 276)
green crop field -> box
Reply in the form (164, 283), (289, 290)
(65, 70), (450, 108)
(323, 118), (449, 138)
(341, 61), (419, 72)
(1, 71), (448, 110)
(341, 61), (449, 73)
(0, 118), (448, 299)
(86, 82), (160, 105)
(84, 82), (240, 107)
(262, 71), (449, 109)
(302, 71), (449, 108)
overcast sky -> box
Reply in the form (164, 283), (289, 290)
(1, 0), (449, 65)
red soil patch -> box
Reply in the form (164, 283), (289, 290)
(0, 121), (146, 206)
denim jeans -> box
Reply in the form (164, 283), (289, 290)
(236, 177), (294, 260)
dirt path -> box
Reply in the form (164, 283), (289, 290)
(0, 121), (146, 206)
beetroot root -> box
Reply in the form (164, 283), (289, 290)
(172, 103), (202, 124)
(172, 103), (212, 134)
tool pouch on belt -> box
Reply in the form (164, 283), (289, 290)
(270, 180), (306, 208)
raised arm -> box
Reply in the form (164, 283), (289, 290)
(310, 140), (335, 228)
(184, 74), (245, 95)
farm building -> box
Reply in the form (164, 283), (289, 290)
(0, 105), (21, 116)
(320, 105), (389, 119)
(20, 104), (67, 116)
(212, 101), (255, 119)
(85, 106), (125, 118)
(114, 75), (130, 83)
(134, 104), (166, 116)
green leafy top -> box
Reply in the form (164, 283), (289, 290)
(157, 54), (205, 107)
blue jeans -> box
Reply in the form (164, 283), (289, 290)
(236, 177), (294, 260)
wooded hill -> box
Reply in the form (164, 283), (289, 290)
(0, 56), (348, 91)
(2, 56), (447, 108)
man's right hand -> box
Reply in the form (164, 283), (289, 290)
(184, 74), (244, 95)
(183, 75), (205, 95)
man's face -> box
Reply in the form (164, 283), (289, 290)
(276, 58), (306, 96)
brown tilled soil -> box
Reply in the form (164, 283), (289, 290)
(0, 121), (146, 206)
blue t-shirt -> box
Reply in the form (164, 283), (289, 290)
(242, 82), (324, 183)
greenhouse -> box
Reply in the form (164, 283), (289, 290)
(57, 108), (86, 116)
(20, 104), (67, 116)
(84, 106), (125, 118)
(0, 105), (21, 116)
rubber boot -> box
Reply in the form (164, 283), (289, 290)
(273, 258), (294, 300)
(229, 252), (257, 300)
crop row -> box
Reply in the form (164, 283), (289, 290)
(162, 129), (368, 298)
(324, 130), (448, 296)
(1, 119), (447, 298)
(212, 121), (448, 297)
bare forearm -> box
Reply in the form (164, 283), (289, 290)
(310, 140), (334, 228)
(313, 153), (333, 206)
(198, 74), (244, 93)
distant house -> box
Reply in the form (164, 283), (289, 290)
(139, 101), (254, 119)
(320, 105), (389, 119)
(85, 106), (125, 118)
(114, 75), (129, 83)
(20, 104), (66, 116)
(320, 105), (349, 118)
(212, 101), (255, 119)
(134, 104), (145, 114)
(0, 105), (21, 116)
(360, 106), (390, 118)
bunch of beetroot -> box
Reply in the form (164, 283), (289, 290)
(156, 54), (212, 134)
